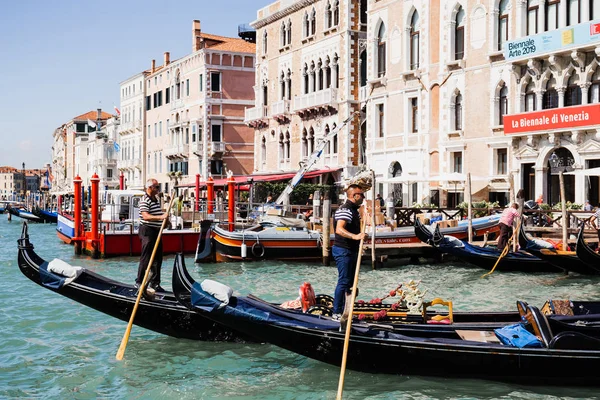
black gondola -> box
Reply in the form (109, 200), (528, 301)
(414, 219), (562, 273)
(16, 222), (251, 342)
(576, 224), (600, 271)
(7, 205), (43, 223)
(518, 224), (600, 275)
(172, 255), (600, 385)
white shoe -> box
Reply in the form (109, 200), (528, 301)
(332, 313), (342, 321)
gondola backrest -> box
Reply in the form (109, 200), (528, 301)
(519, 303), (554, 347)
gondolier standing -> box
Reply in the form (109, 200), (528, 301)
(136, 179), (169, 292)
(588, 204), (600, 247)
(497, 203), (520, 251)
(332, 184), (366, 320)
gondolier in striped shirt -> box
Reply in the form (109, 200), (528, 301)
(331, 184), (366, 320)
(135, 179), (169, 292)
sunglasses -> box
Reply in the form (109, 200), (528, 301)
(151, 185), (160, 190)
(354, 193), (365, 198)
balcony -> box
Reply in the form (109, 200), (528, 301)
(292, 88), (338, 118)
(270, 100), (290, 123)
(164, 143), (190, 159)
(244, 106), (269, 129)
(193, 141), (203, 156)
(210, 141), (226, 156)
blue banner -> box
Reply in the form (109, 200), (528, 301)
(505, 19), (600, 62)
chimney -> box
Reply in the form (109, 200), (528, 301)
(164, 52), (170, 66)
(151, 59), (156, 73)
(97, 108), (102, 120)
(193, 20), (202, 52)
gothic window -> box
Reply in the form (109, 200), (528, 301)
(285, 131), (291, 160)
(303, 64), (309, 94)
(455, 7), (465, 60)
(318, 59), (324, 90)
(261, 136), (267, 165)
(310, 61), (316, 92)
(565, 74), (582, 106)
(302, 128), (308, 158)
(333, 0), (340, 26)
(281, 22), (286, 46)
(589, 68), (600, 103)
(280, 72), (286, 100)
(310, 8), (316, 35)
(455, 93), (463, 131)
(287, 19), (292, 45)
(324, 125), (330, 155)
(543, 77), (559, 109)
(377, 23), (386, 77)
(286, 69), (292, 100)
(308, 127), (315, 154)
(499, 85), (508, 125)
(332, 123), (338, 153)
(498, 0), (509, 51)
(325, 57), (332, 88)
(304, 12), (310, 37)
(326, 2), (332, 29)
(525, 81), (537, 111)
(410, 12), (420, 70)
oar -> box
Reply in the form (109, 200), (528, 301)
(336, 211), (367, 400)
(481, 218), (521, 278)
(116, 192), (176, 361)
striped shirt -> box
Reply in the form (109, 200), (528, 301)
(333, 200), (361, 250)
(139, 193), (163, 228)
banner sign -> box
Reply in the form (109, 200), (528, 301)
(503, 103), (600, 134)
(505, 19), (600, 61)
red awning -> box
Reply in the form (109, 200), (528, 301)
(178, 168), (340, 188)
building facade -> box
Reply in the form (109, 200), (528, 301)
(246, 0), (368, 182)
(144, 20), (256, 193)
(117, 73), (146, 189)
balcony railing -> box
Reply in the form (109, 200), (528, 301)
(292, 88), (338, 112)
(244, 106), (268, 123)
(193, 141), (203, 155)
(164, 143), (190, 158)
(270, 100), (290, 116)
(210, 141), (226, 155)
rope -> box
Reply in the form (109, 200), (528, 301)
(481, 219), (521, 278)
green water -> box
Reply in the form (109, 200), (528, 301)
(1, 219), (599, 399)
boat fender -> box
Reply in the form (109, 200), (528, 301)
(241, 242), (247, 258)
(251, 242), (265, 258)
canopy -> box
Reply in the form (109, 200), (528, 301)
(177, 168), (341, 188)
(565, 167), (600, 176)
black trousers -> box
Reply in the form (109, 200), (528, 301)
(497, 223), (512, 251)
(136, 224), (163, 287)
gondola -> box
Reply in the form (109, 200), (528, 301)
(32, 206), (58, 223)
(172, 256), (600, 385)
(518, 225), (600, 275)
(16, 222), (251, 342)
(576, 224), (600, 271)
(414, 219), (562, 273)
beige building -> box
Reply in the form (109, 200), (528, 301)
(365, 0), (600, 207)
(246, 0), (368, 182)
(0, 167), (24, 199)
(118, 72), (146, 189)
(144, 21), (256, 193)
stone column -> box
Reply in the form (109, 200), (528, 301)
(557, 86), (566, 108)
(581, 83), (591, 105)
(536, 90), (544, 111)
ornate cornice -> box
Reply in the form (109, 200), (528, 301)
(251, 0), (318, 29)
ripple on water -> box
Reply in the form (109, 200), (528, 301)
(1, 221), (600, 398)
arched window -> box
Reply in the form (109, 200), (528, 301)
(455, 93), (463, 130)
(525, 81), (537, 111)
(455, 7), (465, 60)
(280, 22), (286, 46)
(262, 30), (268, 55)
(303, 12), (310, 38)
(332, 123), (338, 154)
(543, 77), (559, 109)
(360, 50), (367, 87)
(546, 0), (560, 32)
(310, 61), (316, 92)
(279, 132), (285, 162)
(287, 19), (292, 45)
(318, 59), (324, 91)
(567, 0), (580, 26)
(310, 8), (316, 36)
(324, 125), (330, 155)
(377, 23), (386, 77)
(176, 71), (181, 99)
(286, 69), (292, 100)
(308, 127), (315, 155)
(333, 0), (340, 26)
(410, 12), (420, 70)
(261, 136), (267, 166)
(565, 74), (582, 106)
(498, 0), (509, 51)
(302, 128), (308, 158)
(527, 0), (539, 35)
(499, 85), (508, 125)
(285, 131), (291, 160)
(280, 71), (286, 100)
(303, 64), (309, 94)
(589, 68), (600, 103)
(325, 2), (332, 29)
(334, 54), (340, 88)
(325, 57), (332, 88)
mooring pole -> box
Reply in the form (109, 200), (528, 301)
(559, 171), (568, 249)
(322, 193), (331, 266)
(371, 170), (376, 269)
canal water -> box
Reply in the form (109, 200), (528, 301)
(1, 219), (599, 399)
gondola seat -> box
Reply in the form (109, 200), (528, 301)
(519, 302), (554, 347)
(549, 331), (600, 350)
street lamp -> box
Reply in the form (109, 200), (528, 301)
(548, 153), (560, 170)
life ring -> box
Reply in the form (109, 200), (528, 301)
(251, 242), (265, 258)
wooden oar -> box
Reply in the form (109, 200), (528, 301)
(116, 192), (176, 361)
(336, 211), (367, 400)
(481, 218), (521, 278)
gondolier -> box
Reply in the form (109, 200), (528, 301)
(135, 179), (169, 292)
(331, 184), (366, 319)
(497, 203), (520, 251)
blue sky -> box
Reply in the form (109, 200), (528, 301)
(0, 0), (267, 169)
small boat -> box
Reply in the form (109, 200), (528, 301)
(7, 205), (43, 223)
(172, 257), (600, 385)
(518, 226), (600, 275)
(576, 224), (600, 270)
(16, 222), (251, 342)
(414, 219), (562, 273)
(205, 214), (502, 263)
(32, 207), (58, 223)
